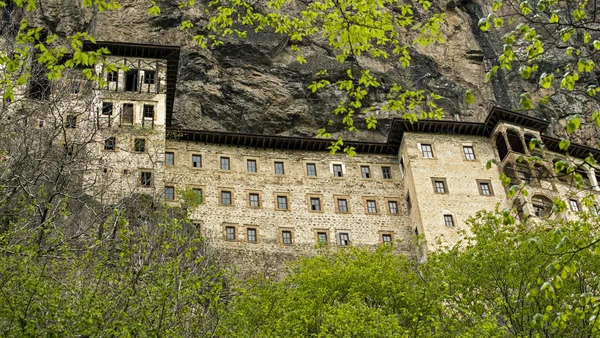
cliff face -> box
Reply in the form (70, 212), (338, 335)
(31, 0), (600, 144)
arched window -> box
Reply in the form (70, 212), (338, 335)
(532, 163), (552, 188)
(503, 164), (518, 186)
(495, 133), (509, 161)
(575, 166), (592, 188)
(524, 133), (543, 157)
(531, 195), (553, 218)
(506, 129), (526, 154)
(515, 162), (532, 183)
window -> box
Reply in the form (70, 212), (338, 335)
(361, 166), (371, 179)
(104, 136), (116, 151)
(249, 193), (260, 207)
(338, 232), (350, 246)
(388, 201), (399, 214)
(65, 115), (77, 128)
(478, 181), (493, 196)
(247, 228), (257, 242)
(122, 104), (134, 124)
(382, 166), (392, 179)
(221, 191), (232, 205)
(463, 146), (476, 160)
(569, 199), (580, 212)
(406, 193), (412, 212)
(247, 159), (257, 173)
(366, 200), (377, 213)
(63, 144), (74, 157)
(333, 164), (343, 177)
(193, 188), (203, 204)
(192, 154), (202, 168)
(70, 81), (81, 94)
(102, 102), (113, 115)
(277, 196), (288, 210)
(143, 70), (156, 84)
(165, 152), (174, 166)
(444, 214), (455, 227)
(399, 158), (405, 177)
(164, 186), (175, 200)
(134, 138), (146, 152)
(220, 157), (230, 170)
(39, 120), (44, 128)
(433, 179), (447, 194)
(306, 163), (317, 177)
(107, 72), (117, 82)
(140, 172), (152, 187)
(225, 226), (236, 241)
(143, 105), (154, 119)
(382, 234), (393, 244)
(337, 199), (349, 213)
(274, 162), (285, 175)
(317, 232), (328, 244)
(281, 230), (293, 245)
(310, 197), (321, 211)
(420, 144), (434, 158)
(593, 204), (599, 216)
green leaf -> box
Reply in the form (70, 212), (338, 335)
(549, 12), (559, 23)
(520, 93), (533, 110)
(478, 18), (491, 32)
(567, 117), (580, 134)
(465, 90), (475, 105)
(539, 73), (554, 89)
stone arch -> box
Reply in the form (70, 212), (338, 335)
(575, 164), (592, 188)
(524, 133), (542, 157)
(506, 128), (526, 154)
(495, 133), (509, 161)
(531, 194), (553, 218)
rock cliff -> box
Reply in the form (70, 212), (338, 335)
(28, 0), (600, 144)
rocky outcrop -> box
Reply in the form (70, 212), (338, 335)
(25, 0), (600, 143)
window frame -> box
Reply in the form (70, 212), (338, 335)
(363, 197), (379, 214)
(274, 161), (285, 175)
(443, 214), (455, 227)
(165, 151), (175, 166)
(220, 156), (231, 171)
(140, 171), (153, 187)
(280, 229), (294, 245)
(360, 165), (371, 179)
(309, 196), (322, 212)
(133, 138), (146, 153)
(246, 227), (258, 243)
(332, 164), (344, 177)
(316, 230), (329, 245)
(334, 196), (351, 213)
(306, 163), (317, 177)
(104, 136), (116, 151)
(380, 232), (394, 245)
(219, 189), (234, 206)
(382, 166), (393, 180)
(65, 114), (77, 128)
(142, 104), (155, 120)
(431, 178), (448, 194)
(477, 179), (494, 196)
(224, 225), (237, 241)
(192, 187), (203, 204)
(192, 154), (202, 168)
(143, 70), (156, 84)
(247, 159), (258, 173)
(386, 199), (400, 215)
(101, 102), (113, 116)
(463, 145), (476, 161)
(337, 232), (350, 246)
(420, 143), (434, 158)
(275, 195), (289, 211)
(569, 199), (580, 212)
(248, 192), (261, 208)
(164, 186), (175, 201)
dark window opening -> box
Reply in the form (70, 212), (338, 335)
(495, 133), (509, 161)
(333, 164), (343, 177)
(307, 163), (317, 176)
(125, 70), (138, 92)
(134, 138), (146, 152)
(310, 198), (321, 211)
(122, 103), (134, 124)
(102, 102), (113, 115)
(143, 105), (154, 119)
(282, 231), (293, 245)
(192, 154), (202, 168)
(361, 166), (371, 179)
(382, 166), (392, 179)
(532, 195), (552, 218)
(107, 72), (118, 82)
(140, 172), (152, 186)
(104, 136), (116, 151)
(65, 115), (77, 128)
(506, 129), (525, 154)
(143, 70), (155, 84)
(247, 228), (257, 242)
(164, 186), (175, 200)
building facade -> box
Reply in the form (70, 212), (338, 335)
(16, 41), (600, 263)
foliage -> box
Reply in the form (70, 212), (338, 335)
(220, 211), (600, 337)
(0, 195), (228, 337)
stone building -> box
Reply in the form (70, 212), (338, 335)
(17, 41), (600, 262)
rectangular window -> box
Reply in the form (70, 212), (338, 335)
(274, 162), (285, 175)
(406, 193), (412, 212)
(361, 166), (371, 179)
(306, 163), (317, 177)
(333, 164), (343, 177)
(134, 138), (146, 152)
(310, 197), (321, 211)
(249, 193), (260, 207)
(593, 205), (599, 216)
(388, 201), (399, 214)
(382, 166), (392, 179)
(277, 196), (288, 210)
(399, 158), (405, 177)
(107, 72), (117, 82)
(569, 199), (580, 212)
(221, 191), (232, 205)
(444, 214), (455, 227)
(247, 228), (257, 242)
(317, 232), (328, 244)
(143, 70), (156, 84)
(337, 199), (349, 213)
(247, 159), (257, 173)
(366, 200), (377, 213)
(433, 179), (447, 194)
(192, 154), (202, 168)
(164, 186), (175, 200)
(104, 136), (116, 151)
(463, 146), (476, 160)
(121, 103), (134, 125)
(225, 226), (236, 241)
(479, 181), (492, 196)
(193, 188), (203, 204)
(421, 144), (434, 158)
(140, 172), (152, 186)
(143, 105), (154, 119)
(382, 234), (393, 244)
(220, 157), (230, 170)
(102, 102), (113, 115)
(165, 152), (174, 166)
(65, 114), (77, 128)
(338, 232), (350, 246)
(282, 230), (293, 245)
